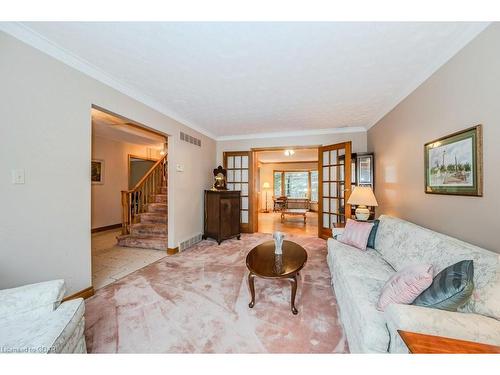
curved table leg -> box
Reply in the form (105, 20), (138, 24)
(248, 273), (256, 308)
(288, 275), (298, 315)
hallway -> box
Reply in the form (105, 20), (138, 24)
(91, 228), (167, 289)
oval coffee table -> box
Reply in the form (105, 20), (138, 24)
(246, 240), (308, 315)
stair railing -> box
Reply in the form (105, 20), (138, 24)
(121, 154), (167, 234)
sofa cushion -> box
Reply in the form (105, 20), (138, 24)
(338, 219), (374, 250)
(333, 268), (390, 352)
(375, 215), (498, 315)
(414, 260), (474, 312)
(367, 219), (380, 249)
(328, 238), (395, 352)
(327, 238), (394, 281)
(377, 264), (434, 311)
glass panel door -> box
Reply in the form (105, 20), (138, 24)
(318, 142), (352, 239)
(224, 151), (253, 233)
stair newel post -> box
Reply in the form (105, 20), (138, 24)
(121, 191), (128, 234)
(130, 191), (135, 227)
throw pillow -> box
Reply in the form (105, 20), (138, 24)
(367, 219), (380, 249)
(413, 260), (474, 312)
(338, 219), (374, 250)
(377, 264), (434, 311)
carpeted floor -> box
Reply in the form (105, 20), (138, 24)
(84, 233), (348, 353)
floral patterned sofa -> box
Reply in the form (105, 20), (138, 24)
(327, 215), (500, 353)
(0, 279), (86, 353)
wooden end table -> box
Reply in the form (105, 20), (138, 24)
(246, 240), (307, 315)
(398, 330), (500, 354)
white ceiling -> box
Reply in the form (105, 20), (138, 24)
(10, 22), (489, 139)
(257, 149), (318, 163)
(92, 108), (165, 147)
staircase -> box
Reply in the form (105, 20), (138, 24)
(117, 154), (168, 251)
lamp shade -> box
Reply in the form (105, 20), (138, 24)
(262, 182), (271, 189)
(347, 186), (378, 207)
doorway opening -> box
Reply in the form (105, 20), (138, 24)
(253, 147), (320, 236)
(90, 106), (168, 290)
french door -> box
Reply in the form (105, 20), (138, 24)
(223, 151), (254, 233)
(318, 142), (352, 239)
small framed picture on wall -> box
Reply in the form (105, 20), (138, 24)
(91, 159), (104, 184)
(424, 125), (483, 196)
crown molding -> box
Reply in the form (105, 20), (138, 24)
(215, 126), (367, 141)
(367, 22), (491, 130)
(0, 22), (218, 140)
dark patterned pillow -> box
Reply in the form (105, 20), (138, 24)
(413, 260), (474, 312)
(367, 219), (379, 249)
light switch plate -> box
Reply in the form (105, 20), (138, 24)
(176, 164), (184, 172)
(12, 169), (25, 184)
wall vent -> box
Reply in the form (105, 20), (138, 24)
(179, 233), (203, 252)
(180, 131), (201, 147)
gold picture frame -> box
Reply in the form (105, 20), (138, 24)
(424, 125), (482, 196)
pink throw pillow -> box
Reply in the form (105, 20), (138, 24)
(338, 219), (374, 250)
(377, 264), (434, 311)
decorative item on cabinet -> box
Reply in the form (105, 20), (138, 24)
(212, 165), (228, 190)
(203, 189), (241, 245)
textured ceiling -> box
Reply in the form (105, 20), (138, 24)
(92, 108), (165, 147)
(257, 149), (318, 163)
(21, 22), (488, 138)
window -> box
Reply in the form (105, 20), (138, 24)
(284, 172), (308, 198)
(274, 171), (282, 197)
(273, 170), (318, 201)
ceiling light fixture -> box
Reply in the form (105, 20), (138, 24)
(284, 149), (295, 156)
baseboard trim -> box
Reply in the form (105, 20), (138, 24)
(91, 223), (122, 233)
(167, 247), (179, 255)
(63, 286), (95, 302)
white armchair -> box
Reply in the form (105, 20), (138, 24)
(0, 280), (87, 353)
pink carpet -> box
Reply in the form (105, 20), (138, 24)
(84, 233), (348, 353)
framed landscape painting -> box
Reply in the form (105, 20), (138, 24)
(91, 159), (104, 184)
(424, 125), (482, 196)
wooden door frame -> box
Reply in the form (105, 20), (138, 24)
(91, 104), (169, 226)
(249, 145), (320, 234)
(223, 151), (254, 233)
(318, 141), (352, 239)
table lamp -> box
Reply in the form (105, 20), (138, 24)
(262, 182), (271, 213)
(346, 186), (378, 221)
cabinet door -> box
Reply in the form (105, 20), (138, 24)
(220, 197), (233, 238)
(205, 192), (219, 236)
(230, 196), (241, 236)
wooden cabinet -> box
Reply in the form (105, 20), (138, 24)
(203, 190), (241, 244)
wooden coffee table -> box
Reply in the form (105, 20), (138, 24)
(281, 208), (308, 223)
(246, 240), (308, 315)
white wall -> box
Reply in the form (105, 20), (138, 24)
(368, 23), (500, 254)
(91, 135), (157, 229)
(216, 131), (367, 165)
(0, 32), (216, 294)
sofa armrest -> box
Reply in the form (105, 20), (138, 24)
(0, 280), (66, 318)
(0, 298), (85, 353)
(385, 304), (500, 353)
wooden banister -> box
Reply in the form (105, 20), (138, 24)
(121, 153), (167, 234)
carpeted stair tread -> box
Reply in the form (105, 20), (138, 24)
(130, 223), (167, 236)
